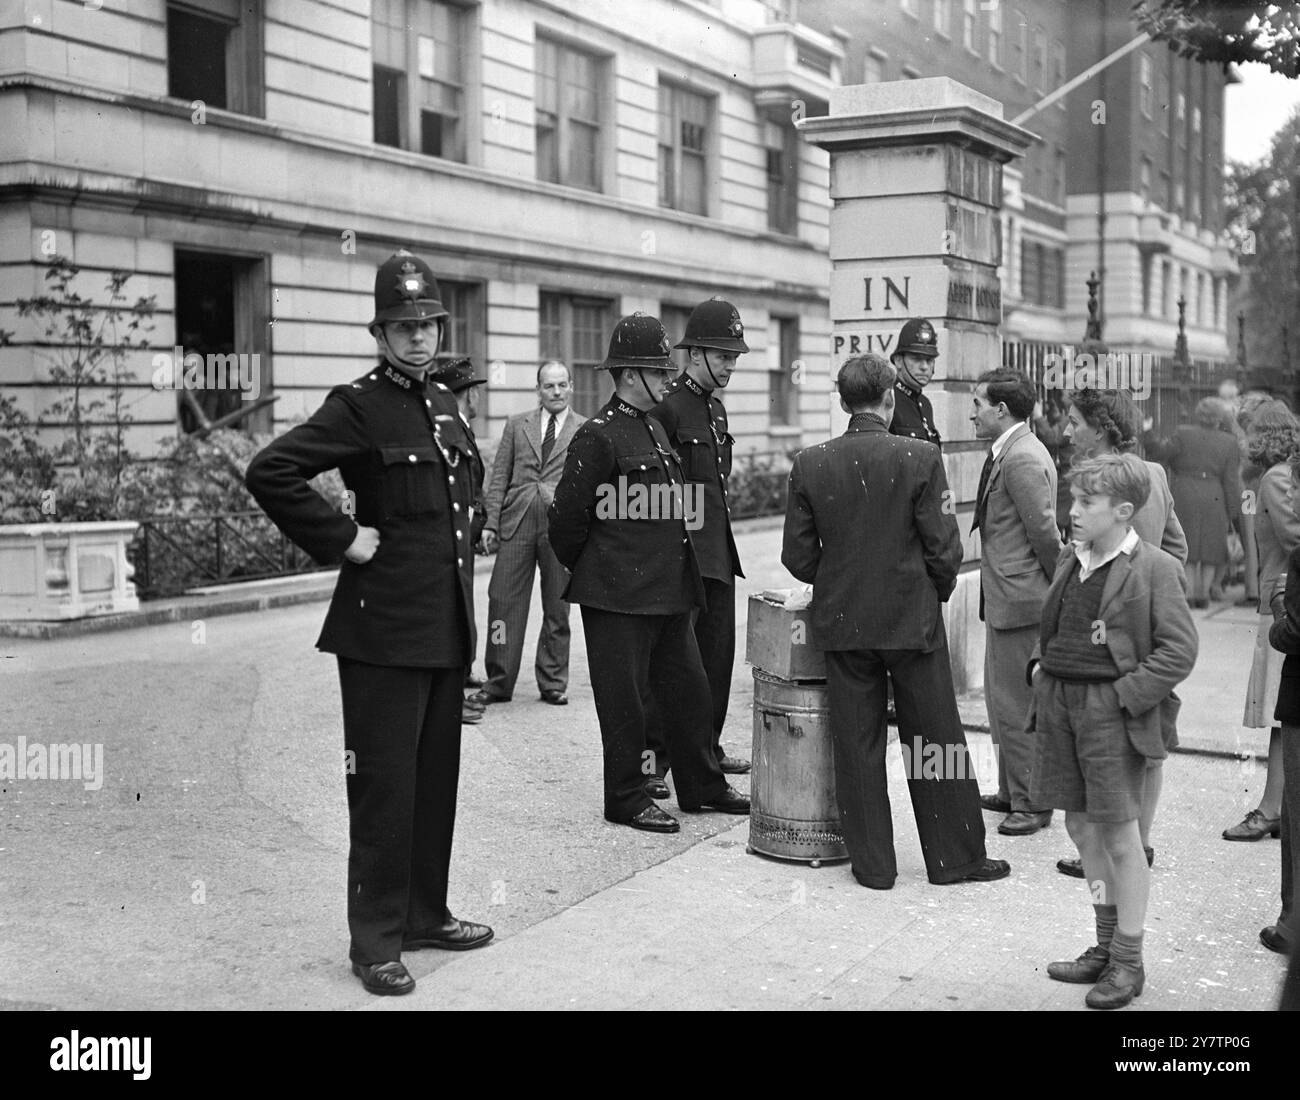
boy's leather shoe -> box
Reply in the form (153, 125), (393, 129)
(998, 810), (1052, 835)
(1223, 809), (1281, 841)
(539, 690), (568, 705)
(1085, 961), (1145, 1009)
(467, 689), (507, 707)
(718, 754), (751, 774)
(1047, 945), (1110, 983)
(679, 786), (750, 814)
(979, 794), (1012, 814)
(402, 917), (494, 951)
(351, 960), (415, 995)
(1056, 846), (1154, 877)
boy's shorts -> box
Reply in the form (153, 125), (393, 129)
(1029, 673), (1146, 823)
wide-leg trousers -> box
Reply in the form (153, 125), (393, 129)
(338, 657), (463, 964)
(483, 502), (570, 699)
(645, 576), (736, 772)
(580, 606), (729, 821)
(824, 627), (987, 888)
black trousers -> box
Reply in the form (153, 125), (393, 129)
(580, 606), (729, 821)
(645, 576), (736, 772)
(824, 625), (987, 888)
(338, 657), (464, 964)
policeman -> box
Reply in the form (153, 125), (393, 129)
(646, 297), (750, 786)
(433, 356), (488, 725)
(889, 317), (942, 448)
(246, 250), (493, 997)
(548, 312), (751, 833)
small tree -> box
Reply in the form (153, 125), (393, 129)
(2, 258), (157, 521)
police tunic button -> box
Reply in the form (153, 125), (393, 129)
(457, 530), (464, 540)
(448, 475), (456, 484)
(369, 374), (377, 380)
(408, 454), (417, 463)
(457, 557), (463, 567)
(426, 399), (432, 407)
(453, 503), (461, 512)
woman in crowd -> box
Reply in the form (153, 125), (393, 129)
(1052, 388), (1187, 878)
(1225, 400), (1299, 842)
(1236, 392), (1275, 607)
(1148, 397), (1242, 608)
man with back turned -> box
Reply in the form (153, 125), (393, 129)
(781, 353), (1010, 889)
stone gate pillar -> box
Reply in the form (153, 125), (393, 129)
(799, 78), (1034, 694)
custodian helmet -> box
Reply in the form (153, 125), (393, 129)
(673, 297), (750, 354)
(369, 249), (449, 328)
(433, 356), (487, 394)
(893, 317), (940, 359)
(597, 312), (673, 371)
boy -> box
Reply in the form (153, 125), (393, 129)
(1030, 453), (1198, 1008)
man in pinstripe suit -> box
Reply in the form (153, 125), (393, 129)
(471, 361), (585, 707)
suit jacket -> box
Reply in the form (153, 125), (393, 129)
(976, 422), (1064, 629)
(245, 363), (476, 668)
(483, 406), (585, 541)
(548, 396), (706, 614)
(782, 413), (962, 652)
(1035, 539), (1198, 758)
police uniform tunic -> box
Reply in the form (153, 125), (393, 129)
(246, 361), (477, 964)
(890, 380), (942, 449)
(548, 396), (727, 820)
(647, 373), (744, 768)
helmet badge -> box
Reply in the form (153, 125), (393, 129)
(396, 261), (429, 301)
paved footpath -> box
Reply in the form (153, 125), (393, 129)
(0, 521), (1290, 1011)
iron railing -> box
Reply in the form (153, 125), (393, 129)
(130, 511), (330, 599)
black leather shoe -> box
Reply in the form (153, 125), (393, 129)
(936, 857), (1011, 884)
(403, 917), (494, 952)
(979, 793), (1012, 814)
(644, 776), (670, 800)
(461, 708), (483, 725)
(616, 804), (680, 833)
(467, 690), (507, 707)
(1047, 945), (1110, 984)
(1057, 846), (1153, 877)
(1086, 960), (1145, 1009)
(539, 690), (568, 705)
(1260, 925), (1293, 954)
(351, 960), (415, 995)
(998, 810), (1053, 835)
(465, 673), (484, 689)
(718, 753), (751, 774)
(680, 785), (751, 814)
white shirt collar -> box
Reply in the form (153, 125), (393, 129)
(541, 406), (569, 432)
(1073, 527), (1140, 583)
(990, 421), (1023, 460)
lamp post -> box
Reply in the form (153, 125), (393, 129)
(1172, 293), (1192, 423)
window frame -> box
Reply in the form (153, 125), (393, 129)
(962, 0), (978, 55)
(166, 0), (265, 117)
(658, 79), (715, 217)
(987, 3), (1002, 68)
(768, 315), (799, 427)
(933, 0), (951, 38)
(535, 33), (608, 193)
(1138, 53), (1153, 118)
(538, 291), (617, 418)
(370, 0), (470, 163)
(1013, 10), (1028, 85)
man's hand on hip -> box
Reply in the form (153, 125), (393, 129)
(345, 525), (380, 563)
(481, 530), (499, 555)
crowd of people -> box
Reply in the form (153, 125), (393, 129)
(243, 249), (1295, 1007)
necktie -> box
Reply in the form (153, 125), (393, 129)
(972, 450), (994, 534)
(541, 412), (556, 466)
